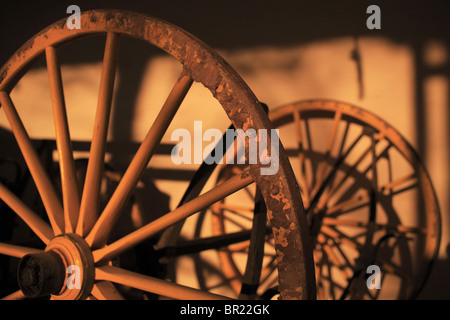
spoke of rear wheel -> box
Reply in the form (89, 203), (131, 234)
(311, 110), (342, 196)
(219, 204), (254, 218)
(320, 226), (361, 251)
(325, 254), (337, 300)
(77, 32), (121, 237)
(379, 173), (417, 194)
(0, 182), (54, 243)
(318, 237), (353, 280)
(327, 236), (355, 272)
(323, 217), (426, 235)
(307, 128), (365, 215)
(215, 209), (251, 230)
(325, 121), (350, 194)
(92, 171), (253, 263)
(325, 191), (370, 216)
(309, 129), (367, 213)
(86, 71), (193, 248)
(96, 265), (232, 300)
(0, 242), (42, 258)
(331, 142), (391, 207)
(0, 91), (64, 235)
(46, 45), (80, 233)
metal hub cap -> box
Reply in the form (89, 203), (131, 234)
(18, 234), (95, 300)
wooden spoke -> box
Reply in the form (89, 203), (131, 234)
(391, 183), (419, 196)
(77, 32), (121, 237)
(91, 281), (125, 300)
(1, 290), (26, 300)
(336, 122), (351, 160)
(227, 241), (250, 253)
(326, 192), (370, 216)
(360, 142), (391, 177)
(320, 234), (354, 274)
(380, 173), (417, 194)
(96, 265), (231, 300)
(214, 210), (252, 230)
(320, 226), (361, 251)
(219, 204), (254, 216)
(220, 208), (254, 222)
(205, 278), (237, 292)
(326, 110), (342, 154)
(0, 242), (42, 258)
(329, 238), (355, 272)
(323, 217), (427, 235)
(369, 129), (379, 190)
(304, 119), (313, 154)
(315, 262), (325, 300)
(325, 121), (350, 195)
(326, 132), (373, 196)
(307, 129), (365, 214)
(324, 254), (337, 300)
(323, 217), (369, 229)
(318, 234), (353, 280)
(86, 72), (194, 248)
(311, 110), (342, 196)
(0, 92), (64, 234)
(92, 171), (253, 263)
(327, 142), (391, 208)
(46, 45), (80, 233)
(315, 251), (332, 300)
(0, 182), (54, 244)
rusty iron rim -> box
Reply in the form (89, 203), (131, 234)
(0, 9), (315, 299)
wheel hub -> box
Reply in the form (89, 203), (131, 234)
(18, 234), (95, 300)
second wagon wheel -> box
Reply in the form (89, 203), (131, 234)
(191, 100), (441, 300)
(0, 10), (315, 300)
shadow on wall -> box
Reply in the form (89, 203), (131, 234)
(419, 244), (450, 299)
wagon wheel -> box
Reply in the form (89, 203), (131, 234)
(0, 10), (315, 300)
(192, 100), (441, 300)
